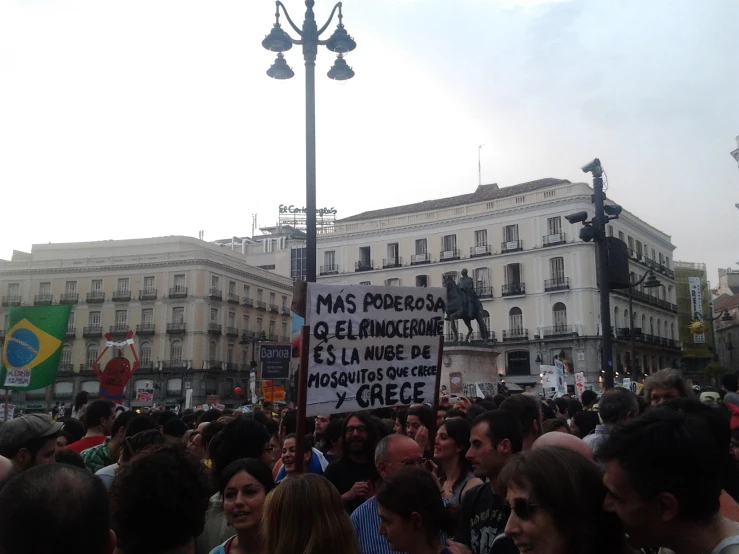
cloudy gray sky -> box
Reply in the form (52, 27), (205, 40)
(1, 0), (737, 282)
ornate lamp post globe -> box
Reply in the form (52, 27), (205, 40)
(261, 0), (357, 282)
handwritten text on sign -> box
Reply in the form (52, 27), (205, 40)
(305, 284), (446, 416)
(4, 369), (31, 388)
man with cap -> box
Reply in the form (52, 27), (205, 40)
(0, 413), (62, 472)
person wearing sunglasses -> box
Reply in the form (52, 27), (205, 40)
(377, 466), (458, 554)
(498, 446), (630, 554)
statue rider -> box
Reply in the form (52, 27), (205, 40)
(457, 269), (477, 319)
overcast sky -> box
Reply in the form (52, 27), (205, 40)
(1, 0), (737, 283)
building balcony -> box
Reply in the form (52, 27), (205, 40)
(78, 363), (96, 374)
(138, 289), (157, 301)
(542, 233), (566, 247)
(112, 290), (131, 302)
(439, 249), (460, 262)
(256, 300), (267, 311)
(470, 245), (492, 258)
(86, 291), (105, 303)
(1, 295), (22, 306)
(60, 292), (79, 304)
(162, 359), (188, 370)
(110, 324), (129, 336)
(320, 264), (339, 276)
(206, 359), (223, 370)
(541, 325), (578, 338)
(227, 293), (240, 304)
(610, 288), (677, 313)
(137, 361), (155, 371)
(355, 260), (374, 272)
(208, 323), (223, 335)
(243, 297), (254, 307)
(226, 326), (239, 337)
(476, 286), (494, 299)
(501, 240), (523, 253)
(225, 362), (239, 371)
(136, 323), (156, 335)
(383, 257), (403, 269)
(501, 283), (526, 297)
(66, 326), (76, 338)
(503, 328), (529, 341)
(269, 304), (279, 313)
(166, 322), (186, 334)
(544, 277), (570, 292)
(281, 335), (290, 343)
(169, 287), (188, 298)
(268, 333), (279, 342)
(58, 363), (74, 373)
(34, 294), (53, 306)
(83, 325), (103, 338)
(411, 253), (430, 265)
(209, 288), (223, 300)
(281, 306), (291, 316)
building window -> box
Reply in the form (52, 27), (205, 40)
(115, 310), (128, 328)
(324, 251), (336, 269)
(210, 308), (219, 323)
(282, 296), (288, 310)
(65, 281), (77, 294)
(547, 217), (561, 236)
(171, 341), (183, 363)
(386, 278), (401, 287)
(504, 224), (519, 242)
(608, 225), (614, 237)
(443, 271), (458, 283)
(505, 264), (522, 285)
(415, 239), (427, 255)
(60, 345), (72, 367)
(475, 268), (489, 292)
(627, 236), (634, 251)
(211, 276), (220, 290)
(144, 276), (155, 292)
(657, 319), (662, 337)
(227, 345), (234, 364)
(88, 311), (101, 326)
(117, 278), (130, 293)
(91, 279), (103, 292)
(359, 246), (371, 265)
(614, 307), (620, 330)
(39, 282), (51, 295)
(140, 343), (152, 364)
(618, 231), (625, 242)
(269, 292), (275, 306)
(359, 281), (371, 285)
(641, 314), (646, 332)
(228, 312), (236, 327)
(635, 241), (643, 258)
(509, 307), (523, 332)
(243, 314), (250, 331)
(257, 289), (264, 303)
(173, 275), (185, 291)
(209, 341), (217, 361)
(244, 285), (250, 299)
(650, 317), (654, 335)
(142, 309), (154, 324)
(507, 350), (531, 376)
(474, 230), (488, 247)
(553, 303), (567, 329)
(290, 247), (307, 281)
(387, 243), (399, 263)
(415, 275), (428, 287)
(172, 307), (185, 324)
(86, 344), (99, 368)
(281, 321), (288, 338)
(269, 320), (276, 336)
(671, 322), (675, 340)
(550, 257), (565, 281)
(68, 311), (75, 328)
(442, 235), (457, 253)
(256, 318), (263, 333)
(229, 281), (236, 295)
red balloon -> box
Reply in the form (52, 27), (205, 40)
(234, 387), (242, 395)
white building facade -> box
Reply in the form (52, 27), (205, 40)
(313, 178), (680, 393)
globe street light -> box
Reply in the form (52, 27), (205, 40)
(262, 1), (356, 282)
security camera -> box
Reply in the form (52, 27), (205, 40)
(581, 158), (601, 174)
(604, 204), (622, 217)
(565, 211), (589, 224)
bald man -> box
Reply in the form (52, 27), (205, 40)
(0, 455), (15, 492)
(532, 431), (593, 460)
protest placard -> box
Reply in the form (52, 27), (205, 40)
(305, 283), (446, 416)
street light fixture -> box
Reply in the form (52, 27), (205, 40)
(262, 1), (356, 282)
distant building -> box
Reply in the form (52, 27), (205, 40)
(732, 135), (739, 169)
(0, 237), (293, 412)
(674, 261), (715, 384)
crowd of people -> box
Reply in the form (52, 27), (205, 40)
(0, 367), (738, 554)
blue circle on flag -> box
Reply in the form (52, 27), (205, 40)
(6, 328), (40, 367)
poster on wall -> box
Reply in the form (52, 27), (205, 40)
(449, 372), (463, 394)
(688, 276), (705, 343)
(305, 283), (446, 416)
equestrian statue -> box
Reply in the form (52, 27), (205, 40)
(442, 269), (489, 343)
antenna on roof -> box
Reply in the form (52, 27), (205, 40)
(478, 144), (487, 187)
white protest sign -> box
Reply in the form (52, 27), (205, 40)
(555, 363), (567, 395)
(305, 283), (446, 416)
(4, 369), (31, 388)
(0, 403), (16, 422)
(575, 372), (585, 400)
(541, 365), (557, 388)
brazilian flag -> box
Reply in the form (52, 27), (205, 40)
(0, 305), (71, 391)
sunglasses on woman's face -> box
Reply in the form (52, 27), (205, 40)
(504, 498), (542, 521)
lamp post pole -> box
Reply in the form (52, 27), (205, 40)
(263, 1), (356, 283)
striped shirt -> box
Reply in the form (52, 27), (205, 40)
(351, 496), (450, 554)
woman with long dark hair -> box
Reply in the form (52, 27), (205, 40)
(499, 446), (631, 554)
(433, 418), (482, 504)
(377, 467), (458, 554)
(210, 459), (275, 554)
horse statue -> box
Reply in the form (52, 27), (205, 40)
(442, 271), (489, 344)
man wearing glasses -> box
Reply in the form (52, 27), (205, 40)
(324, 412), (382, 514)
(352, 433), (437, 554)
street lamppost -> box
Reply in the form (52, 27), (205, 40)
(239, 331), (269, 400)
(262, 1), (356, 283)
(627, 270), (662, 381)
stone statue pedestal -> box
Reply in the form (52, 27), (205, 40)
(441, 343), (500, 394)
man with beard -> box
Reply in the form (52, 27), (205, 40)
(0, 414), (62, 472)
(324, 411), (381, 514)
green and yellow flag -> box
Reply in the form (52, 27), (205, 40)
(0, 305), (71, 391)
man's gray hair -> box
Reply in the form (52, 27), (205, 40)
(374, 434), (402, 465)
